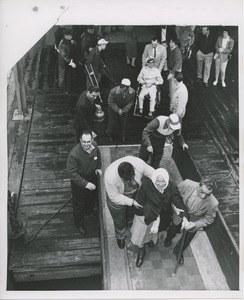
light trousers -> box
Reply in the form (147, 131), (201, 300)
(196, 50), (214, 83)
(139, 85), (157, 112)
(214, 58), (228, 81)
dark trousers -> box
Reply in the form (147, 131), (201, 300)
(71, 180), (98, 228)
(107, 197), (135, 239)
(166, 222), (196, 256)
(58, 63), (73, 93)
(139, 131), (166, 168)
(106, 108), (128, 139)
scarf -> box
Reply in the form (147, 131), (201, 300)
(136, 168), (169, 225)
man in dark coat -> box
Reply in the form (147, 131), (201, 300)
(58, 28), (77, 95)
(73, 86), (101, 143)
(85, 38), (108, 89)
(67, 131), (102, 235)
(106, 78), (135, 143)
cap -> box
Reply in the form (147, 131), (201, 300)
(121, 78), (131, 86)
(168, 114), (181, 130)
(97, 38), (109, 45)
(146, 56), (154, 63)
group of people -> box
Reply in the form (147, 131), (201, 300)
(64, 25), (227, 269)
(67, 129), (219, 268)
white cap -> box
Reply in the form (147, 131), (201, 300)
(121, 78), (131, 86)
(97, 38), (109, 45)
(168, 114), (181, 130)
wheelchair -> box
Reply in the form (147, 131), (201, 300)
(133, 84), (162, 119)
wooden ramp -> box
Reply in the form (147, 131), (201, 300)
(8, 89), (101, 282)
(99, 145), (229, 290)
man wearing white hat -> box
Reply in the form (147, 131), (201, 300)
(139, 114), (189, 168)
(106, 78), (135, 143)
(85, 38), (109, 88)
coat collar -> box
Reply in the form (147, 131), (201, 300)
(116, 86), (134, 95)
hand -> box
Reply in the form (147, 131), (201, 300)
(95, 104), (101, 110)
(150, 227), (158, 234)
(91, 131), (97, 138)
(95, 169), (102, 176)
(133, 200), (143, 209)
(182, 143), (189, 151)
(71, 62), (76, 68)
(184, 222), (196, 231)
(118, 109), (123, 116)
(147, 146), (153, 153)
(89, 72), (94, 75)
(167, 73), (173, 80)
(219, 47), (224, 53)
(85, 182), (96, 190)
(181, 216), (190, 230)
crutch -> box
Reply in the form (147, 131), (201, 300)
(172, 229), (187, 277)
(101, 59), (117, 85)
(84, 63), (103, 103)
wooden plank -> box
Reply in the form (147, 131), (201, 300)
(12, 264), (101, 282)
(191, 231), (229, 290)
(10, 249), (101, 268)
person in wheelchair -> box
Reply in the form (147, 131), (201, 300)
(137, 57), (163, 119)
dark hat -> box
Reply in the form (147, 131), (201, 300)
(63, 28), (72, 35)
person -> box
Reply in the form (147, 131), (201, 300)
(104, 156), (155, 249)
(175, 26), (195, 60)
(79, 25), (99, 65)
(58, 28), (77, 95)
(156, 25), (177, 45)
(164, 176), (218, 265)
(106, 78), (135, 143)
(142, 37), (167, 72)
(73, 86), (101, 143)
(85, 38), (108, 89)
(131, 168), (189, 267)
(195, 26), (216, 88)
(213, 28), (234, 87)
(137, 57), (163, 118)
(67, 130), (102, 235)
(167, 38), (182, 104)
(169, 72), (188, 133)
(124, 26), (138, 67)
(139, 114), (189, 169)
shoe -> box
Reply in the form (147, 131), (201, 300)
(164, 237), (172, 247)
(222, 81), (226, 87)
(196, 77), (202, 84)
(147, 240), (154, 248)
(203, 82), (209, 88)
(147, 114), (153, 120)
(78, 225), (86, 235)
(117, 239), (125, 249)
(178, 254), (184, 265)
(131, 64), (136, 68)
(137, 111), (143, 116)
(213, 80), (218, 86)
(136, 247), (145, 267)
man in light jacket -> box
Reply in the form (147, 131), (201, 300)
(164, 176), (218, 265)
(104, 156), (154, 249)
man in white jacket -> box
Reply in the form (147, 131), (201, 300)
(170, 72), (188, 133)
(104, 156), (155, 249)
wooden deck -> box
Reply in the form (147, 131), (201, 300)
(7, 25), (239, 289)
(8, 89), (101, 282)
